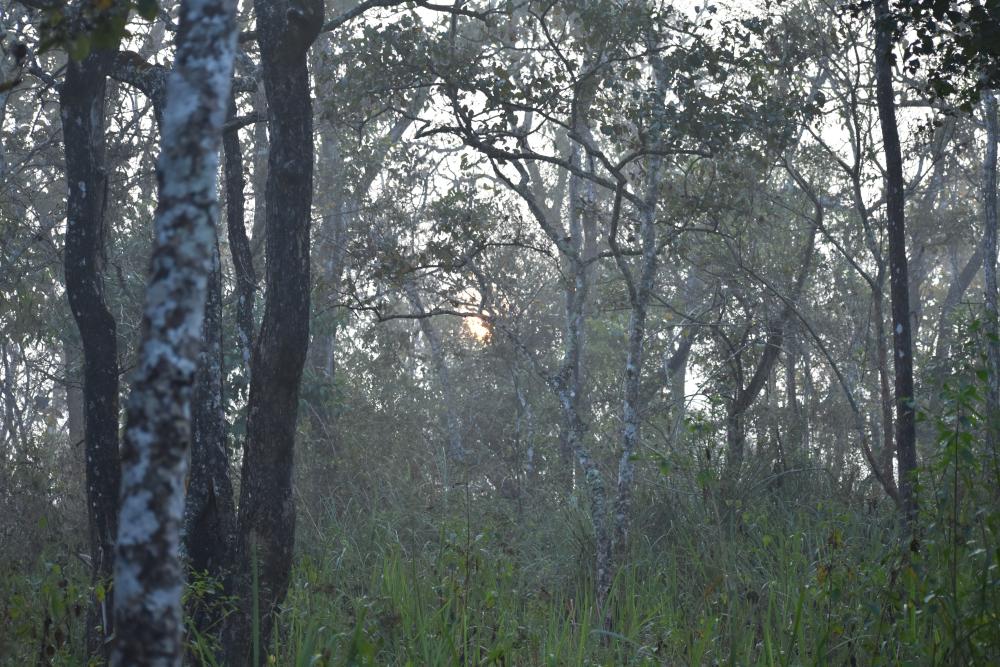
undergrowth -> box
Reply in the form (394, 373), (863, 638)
(5, 334), (1000, 665)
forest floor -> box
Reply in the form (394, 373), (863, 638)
(7, 468), (1000, 666)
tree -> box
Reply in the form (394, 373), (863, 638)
(110, 0), (238, 662)
(59, 40), (120, 658)
(227, 0), (324, 660)
(874, 0), (918, 523)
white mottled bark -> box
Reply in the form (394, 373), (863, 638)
(111, 0), (238, 662)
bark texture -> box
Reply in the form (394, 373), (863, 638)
(60, 47), (120, 657)
(228, 0), (323, 662)
(111, 0), (238, 661)
(182, 235), (235, 580)
(611, 153), (660, 558)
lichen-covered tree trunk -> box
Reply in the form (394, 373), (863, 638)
(59, 47), (120, 658)
(874, 0), (918, 524)
(561, 143), (612, 612)
(611, 157), (660, 559)
(228, 0), (323, 662)
(110, 0), (238, 661)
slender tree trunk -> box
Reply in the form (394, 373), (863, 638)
(229, 1), (323, 662)
(725, 226), (816, 483)
(182, 232), (236, 583)
(874, 0), (918, 524)
(873, 281), (899, 498)
(875, 0), (917, 524)
(60, 47), (120, 658)
(564, 141), (612, 611)
(612, 150), (661, 559)
(511, 365), (537, 486)
(666, 331), (692, 441)
(784, 340), (804, 461)
(110, 0), (238, 661)
(223, 97), (256, 375)
(932, 247), (982, 377)
(405, 282), (466, 463)
(982, 90), (1000, 432)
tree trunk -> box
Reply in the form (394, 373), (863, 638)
(182, 231), (235, 582)
(932, 246), (982, 378)
(111, 0), (238, 661)
(405, 282), (466, 464)
(612, 149), (661, 559)
(229, 0), (323, 661)
(223, 97), (257, 374)
(874, 0), (918, 524)
(982, 90), (1000, 433)
(724, 225), (816, 482)
(873, 282), (899, 498)
(60, 47), (120, 658)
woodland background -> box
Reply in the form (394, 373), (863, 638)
(2, 0), (1000, 664)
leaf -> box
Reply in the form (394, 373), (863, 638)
(67, 34), (91, 61)
(136, 0), (159, 21)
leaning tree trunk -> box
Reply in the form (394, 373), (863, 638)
(874, 0), (918, 525)
(110, 0), (238, 662)
(228, 0), (323, 662)
(60, 46), (120, 658)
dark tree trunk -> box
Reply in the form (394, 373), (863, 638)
(60, 48), (120, 658)
(873, 279), (899, 499)
(228, 0), (323, 662)
(223, 97), (257, 372)
(874, 0), (918, 524)
(724, 227), (816, 482)
(183, 232), (235, 582)
(110, 0), (238, 661)
(982, 90), (1000, 433)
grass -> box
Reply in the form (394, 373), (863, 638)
(5, 467), (1000, 666)
(247, 478), (995, 666)
(8, 360), (1000, 666)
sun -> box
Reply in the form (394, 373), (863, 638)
(464, 315), (491, 342)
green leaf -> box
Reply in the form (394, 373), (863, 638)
(67, 34), (91, 61)
(136, 0), (159, 21)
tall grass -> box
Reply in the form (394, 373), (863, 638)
(6, 334), (1000, 665)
